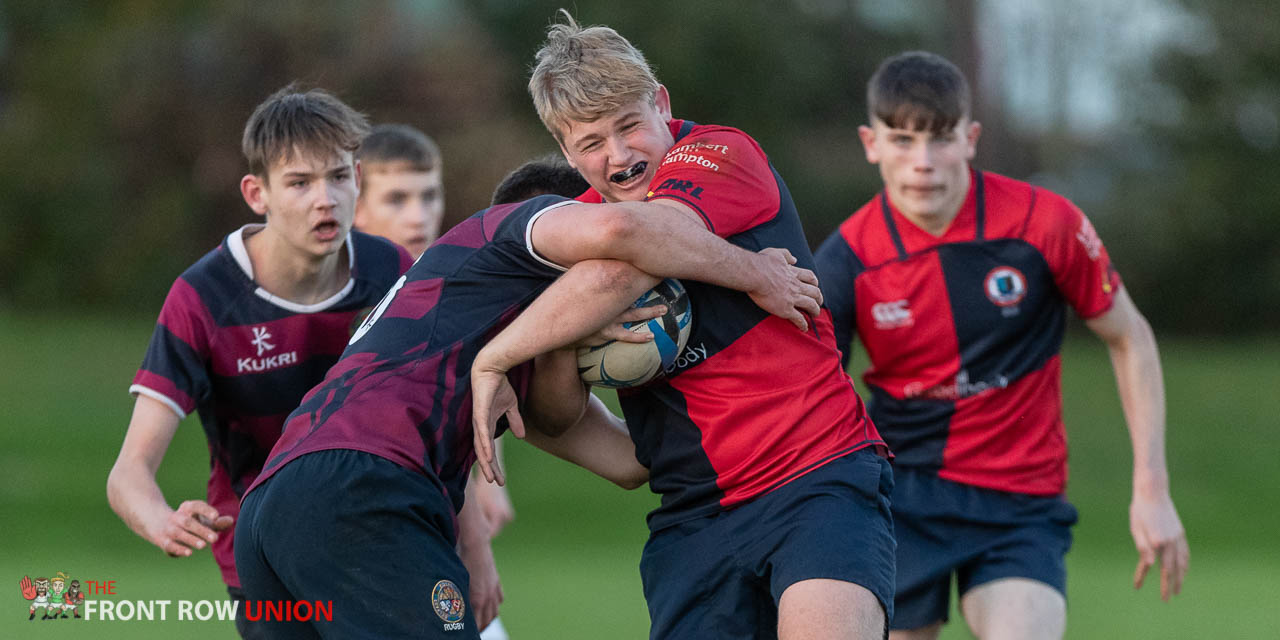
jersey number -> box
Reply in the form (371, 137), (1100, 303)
(349, 275), (407, 345)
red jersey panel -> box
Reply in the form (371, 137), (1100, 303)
(814, 170), (1120, 495)
(588, 120), (884, 531)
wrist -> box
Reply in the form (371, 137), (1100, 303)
(1132, 469), (1171, 499)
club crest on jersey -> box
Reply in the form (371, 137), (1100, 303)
(984, 267), (1027, 308)
(871, 299), (913, 330)
(430, 580), (465, 630)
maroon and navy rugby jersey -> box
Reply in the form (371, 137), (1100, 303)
(583, 120), (886, 532)
(245, 196), (572, 517)
(814, 170), (1121, 496)
(130, 226), (412, 586)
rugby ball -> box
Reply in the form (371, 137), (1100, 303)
(577, 279), (692, 388)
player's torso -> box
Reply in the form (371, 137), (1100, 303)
(624, 122), (881, 530)
(254, 200), (563, 510)
(843, 172), (1072, 494)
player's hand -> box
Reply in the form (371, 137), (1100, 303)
(746, 248), (823, 331)
(1130, 492), (1189, 601)
(471, 367), (525, 486)
(575, 304), (667, 348)
(458, 536), (504, 631)
(475, 480), (516, 536)
(20, 575), (35, 600)
(151, 500), (234, 557)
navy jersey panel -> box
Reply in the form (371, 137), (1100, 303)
(247, 197), (569, 515)
(236, 450), (479, 639)
(813, 230), (865, 370)
(594, 120), (884, 532)
(816, 171), (1121, 494)
(130, 228), (410, 587)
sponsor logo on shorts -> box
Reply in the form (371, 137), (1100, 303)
(870, 299), (913, 330)
(431, 579), (466, 630)
(984, 266), (1027, 310)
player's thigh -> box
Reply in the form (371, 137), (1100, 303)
(762, 450), (896, 619)
(640, 517), (769, 640)
(960, 577), (1065, 640)
(778, 578), (884, 640)
(252, 450), (479, 639)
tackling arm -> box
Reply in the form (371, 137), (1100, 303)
(531, 199), (822, 331)
(1085, 287), (1189, 601)
(522, 347), (648, 489)
(106, 395), (234, 557)
(471, 260), (658, 484)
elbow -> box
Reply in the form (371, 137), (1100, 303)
(612, 466), (649, 491)
(585, 209), (641, 259)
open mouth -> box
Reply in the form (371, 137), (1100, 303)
(609, 161), (648, 185)
(313, 220), (340, 240)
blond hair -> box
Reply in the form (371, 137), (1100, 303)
(529, 10), (659, 140)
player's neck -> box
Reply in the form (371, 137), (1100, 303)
(244, 226), (350, 305)
(898, 208), (960, 238)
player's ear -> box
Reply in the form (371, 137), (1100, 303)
(240, 174), (269, 217)
(653, 85), (672, 120)
(857, 125), (880, 164)
(964, 120), (982, 160)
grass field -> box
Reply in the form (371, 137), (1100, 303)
(1, 310), (1277, 638)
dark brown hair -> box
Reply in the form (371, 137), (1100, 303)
(867, 51), (970, 134)
(241, 84), (370, 181)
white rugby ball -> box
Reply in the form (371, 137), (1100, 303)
(577, 279), (693, 388)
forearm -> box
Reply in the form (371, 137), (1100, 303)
(571, 201), (768, 292)
(526, 349), (590, 436)
(1107, 314), (1170, 496)
(475, 260), (658, 373)
(458, 474), (495, 550)
(107, 462), (172, 545)
(524, 394), (648, 489)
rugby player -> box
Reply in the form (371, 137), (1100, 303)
(471, 13), (895, 639)
(814, 51), (1189, 639)
(107, 85), (412, 639)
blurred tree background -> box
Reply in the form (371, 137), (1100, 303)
(0, 0), (1276, 334)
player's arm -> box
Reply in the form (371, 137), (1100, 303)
(106, 395), (234, 557)
(531, 199), (822, 331)
(472, 260), (659, 484)
(814, 228), (861, 369)
(457, 475), (502, 630)
(1085, 287), (1189, 601)
(520, 347), (648, 488)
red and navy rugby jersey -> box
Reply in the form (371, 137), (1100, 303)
(814, 170), (1121, 495)
(130, 226), (411, 586)
(245, 196), (571, 516)
(585, 120), (885, 532)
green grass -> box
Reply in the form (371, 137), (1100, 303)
(1, 311), (1276, 638)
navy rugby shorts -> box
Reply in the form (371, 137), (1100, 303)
(235, 449), (478, 639)
(889, 467), (1078, 630)
(639, 448), (895, 640)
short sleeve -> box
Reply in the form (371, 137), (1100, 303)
(814, 227), (863, 369)
(1032, 194), (1122, 319)
(129, 277), (214, 418)
(646, 128), (780, 238)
